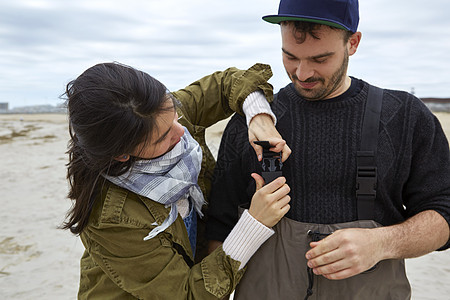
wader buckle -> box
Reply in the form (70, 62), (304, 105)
(254, 141), (283, 183)
(356, 166), (377, 197)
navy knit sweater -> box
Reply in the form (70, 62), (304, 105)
(206, 78), (450, 250)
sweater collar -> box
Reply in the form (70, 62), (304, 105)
(286, 76), (364, 105)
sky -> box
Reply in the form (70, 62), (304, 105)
(1, 0), (449, 108)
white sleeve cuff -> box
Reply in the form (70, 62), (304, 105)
(243, 90), (277, 126)
(222, 209), (274, 270)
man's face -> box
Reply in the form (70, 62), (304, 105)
(281, 24), (357, 101)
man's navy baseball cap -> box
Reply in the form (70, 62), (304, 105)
(263, 0), (359, 33)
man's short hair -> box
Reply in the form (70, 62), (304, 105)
(281, 20), (354, 44)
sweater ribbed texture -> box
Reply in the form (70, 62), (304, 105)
(222, 209), (274, 270)
(243, 90), (277, 125)
(279, 83), (364, 223)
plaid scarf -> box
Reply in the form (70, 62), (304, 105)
(104, 128), (204, 241)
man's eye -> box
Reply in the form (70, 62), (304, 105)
(314, 58), (327, 64)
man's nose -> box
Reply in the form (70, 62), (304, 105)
(295, 61), (314, 82)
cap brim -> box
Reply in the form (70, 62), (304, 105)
(262, 14), (347, 31)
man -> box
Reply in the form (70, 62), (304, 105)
(206, 0), (450, 299)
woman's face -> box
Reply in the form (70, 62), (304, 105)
(131, 99), (185, 159)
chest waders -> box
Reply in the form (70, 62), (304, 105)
(234, 86), (411, 300)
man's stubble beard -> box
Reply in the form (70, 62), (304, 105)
(291, 49), (349, 101)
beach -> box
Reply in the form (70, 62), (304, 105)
(1, 112), (449, 299)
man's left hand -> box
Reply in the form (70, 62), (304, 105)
(305, 228), (384, 280)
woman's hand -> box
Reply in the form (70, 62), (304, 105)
(248, 114), (291, 162)
(248, 173), (291, 228)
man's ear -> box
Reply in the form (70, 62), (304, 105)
(348, 31), (362, 56)
(114, 155), (130, 162)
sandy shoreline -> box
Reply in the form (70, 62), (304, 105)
(1, 112), (449, 299)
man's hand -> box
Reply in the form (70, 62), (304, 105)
(248, 113), (291, 162)
(306, 210), (450, 280)
(305, 228), (384, 280)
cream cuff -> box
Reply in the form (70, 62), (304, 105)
(222, 209), (274, 270)
(243, 91), (277, 126)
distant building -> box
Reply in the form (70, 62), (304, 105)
(421, 98), (450, 113)
(421, 97), (450, 104)
(0, 102), (8, 112)
(8, 104), (66, 114)
(0, 103), (68, 114)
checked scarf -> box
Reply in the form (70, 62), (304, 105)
(104, 128), (204, 241)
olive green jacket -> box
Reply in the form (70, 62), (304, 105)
(78, 63), (273, 299)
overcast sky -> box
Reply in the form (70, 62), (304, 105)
(1, 0), (449, 108)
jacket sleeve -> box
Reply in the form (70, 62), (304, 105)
(171, 63), (273, 128)
(81, 222), (245, 299)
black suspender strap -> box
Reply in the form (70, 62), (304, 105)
(356, 85), (383, 220)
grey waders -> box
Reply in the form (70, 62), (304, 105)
(234, 86), (411, 300)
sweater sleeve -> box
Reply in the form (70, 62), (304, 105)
(206, 113), (257, 242)
(243, 90), (277, 125)
(403, 99), (450, 250)
(222, 209), (274, 270)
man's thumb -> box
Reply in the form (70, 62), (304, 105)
(251, 173), (265, 190)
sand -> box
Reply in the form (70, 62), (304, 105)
(0, 112), (449, 299)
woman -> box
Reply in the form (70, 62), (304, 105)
(62, 62), (291, 299)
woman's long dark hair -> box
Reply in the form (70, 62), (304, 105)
(62, 62), (168, 234)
